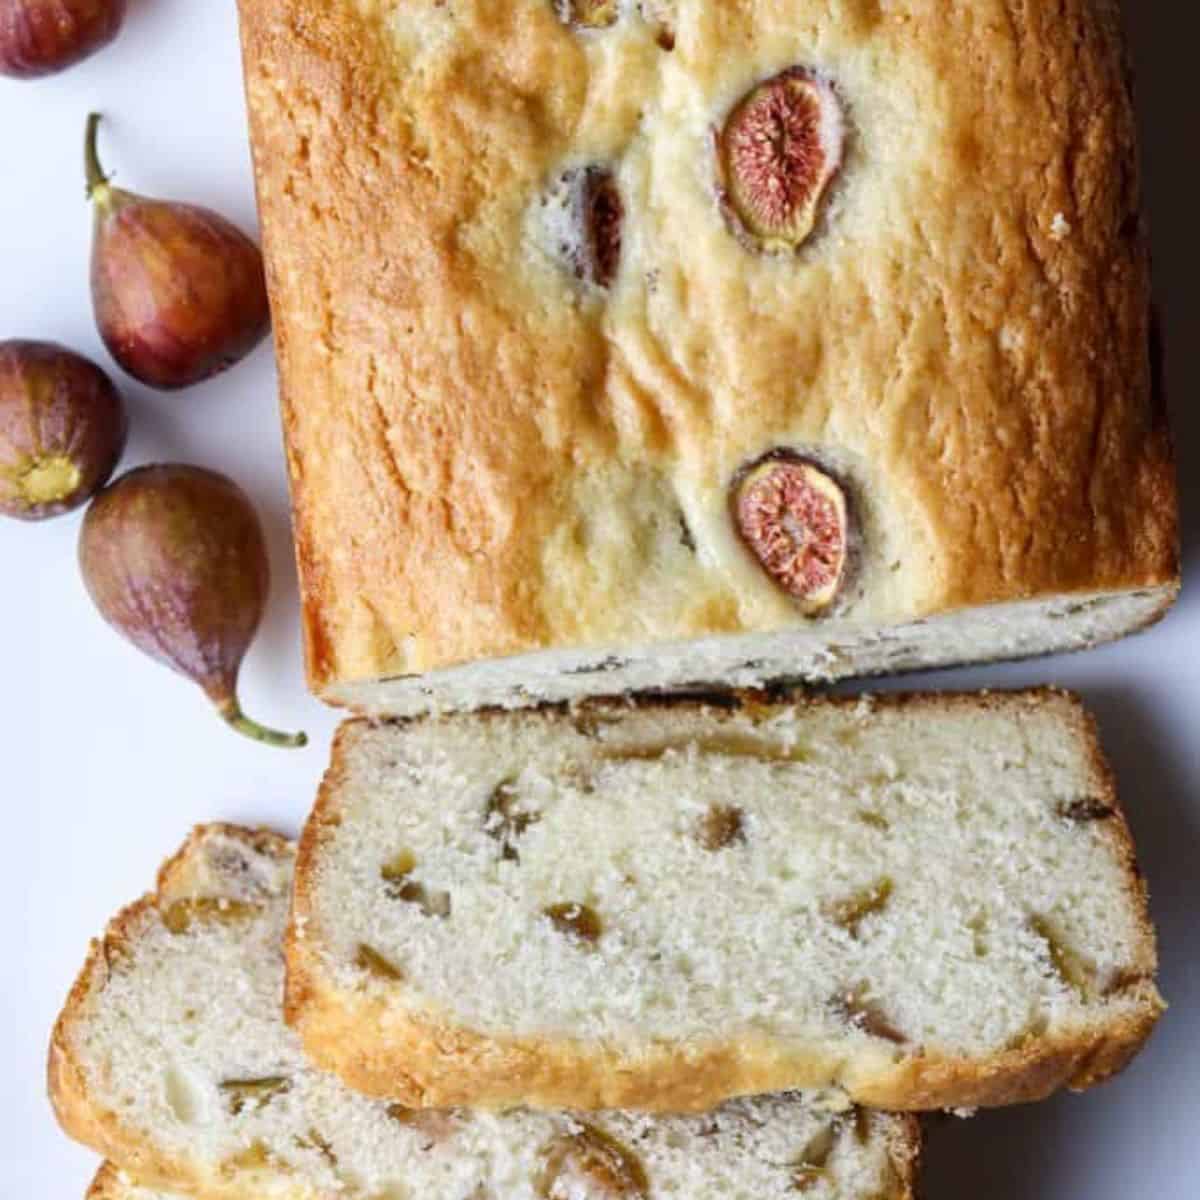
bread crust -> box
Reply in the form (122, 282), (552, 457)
(86, 1164), (123, 1200)
(286, 688), (1164, 1113)
(236, 0), (1177, 699)
(87, 1163), (164, 1200)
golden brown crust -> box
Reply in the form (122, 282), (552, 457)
(86, 1163), (164, 1200)
(87, 1164), (131, 1200)
(287, 688), (1164, 1113)
(236, 0), (1178, 697)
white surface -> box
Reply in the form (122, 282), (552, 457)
(0, 3), (1195, 1197)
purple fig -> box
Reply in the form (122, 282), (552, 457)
(84, 114), (271, 391)
(0, 0), (125, 79)
(79, 464), (307, 748)
(0, 339), (126, 520)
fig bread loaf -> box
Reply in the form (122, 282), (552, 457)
(287, 689), (1163, 1113)
(51, 825), (921, 1200)
(235, 0), (1177, 716)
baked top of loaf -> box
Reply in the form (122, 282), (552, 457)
(51, 825), (920, 1200)
(236, 0), (1177, 714)
(288, 689), (1163, 1112)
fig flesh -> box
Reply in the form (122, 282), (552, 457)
(0, 339), (126, 520)
(716, 68), (844, 255)
(78, 464), (306, 748)
(85, 114), (271, 391)
(0, 0), (125, 79)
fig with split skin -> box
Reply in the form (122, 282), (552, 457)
(85, 114), (271, 391)
(0, 339), (126, 520)
(0, 0), (125, 79)
(79, 464), (307, 749)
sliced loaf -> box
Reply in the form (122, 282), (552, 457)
(51, 825), (920, 1200)
(288, 689), (1162, 1113)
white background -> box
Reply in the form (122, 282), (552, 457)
(1, 3), (1195, 1196)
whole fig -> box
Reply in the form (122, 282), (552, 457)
(0, 0), (125, 79)
(79, 464), (307, 748)
(0, 339), (126, 520)
(85, 114), (271, 391)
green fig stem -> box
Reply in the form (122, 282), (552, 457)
(85, 112), (114, 210)
(216, 697), (308, 750)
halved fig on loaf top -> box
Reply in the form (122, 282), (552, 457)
(732, 451), (852, 615)
(716, 68), (844, 254)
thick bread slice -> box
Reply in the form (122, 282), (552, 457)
(51, 825), (920, 1200)
(288, 689), (1162, 1113)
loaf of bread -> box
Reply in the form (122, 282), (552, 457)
(51, 825), (921, 1200)
(288, 689), (1162, 1112)
(235, 0), (1177, 716)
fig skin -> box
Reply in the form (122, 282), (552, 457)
(0, 0), (125, 79)
(85, 114), (271, 391)
(0, 339), (127, 521)
(79, 464), (307, 748)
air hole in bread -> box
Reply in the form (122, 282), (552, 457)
(1030, 916), (1096, 999)
(163, 1065), (203, 1125)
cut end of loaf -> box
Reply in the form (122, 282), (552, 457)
(324, 587), (1176, 717)
(53, 824), (920, 1200)
(290, 688), (1163, 1112)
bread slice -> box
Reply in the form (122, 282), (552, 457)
(288, 689), (1162, 1114)
(51, 825), (920, 1200)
